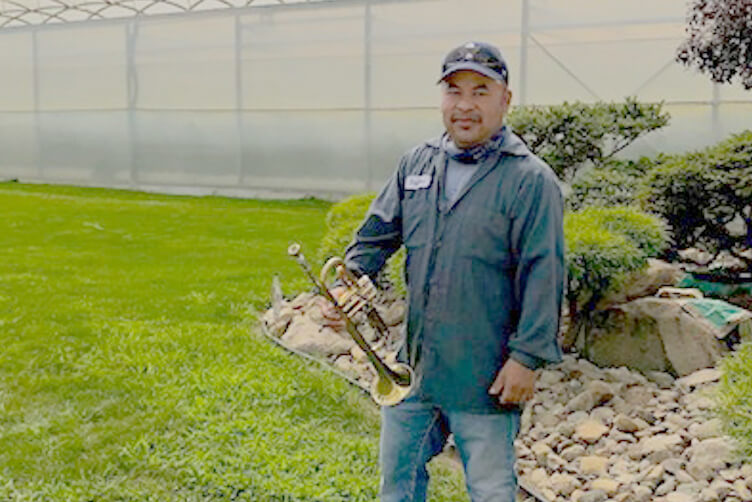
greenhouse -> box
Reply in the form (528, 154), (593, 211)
(1, 0), (751, 198)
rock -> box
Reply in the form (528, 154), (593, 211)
(700, 486), (722, 501)
(580, 456), (609, 476)
(267, 288), (744, 502)
(733, 479), (752, 500)
(597, 258), (685, 309)
(635, 433), (684, 458)
(614, 414), (646, 433)
(664, 491), (698, 502)
(591, 406), (615, 426)
(545, 452), (566, 471)
(656, 476), (677, 496)
(561, 444), (586, 462)
(688, 418), (722, 440)
(531, 441), (553, 464)
(644, 463), (665, 484)
(662, 458), (684, 475)
(677, 368), (722, 389)
(676, 469), (696, 484)
(539, 487), (557, 501)
(520, 404), (534, 435)
(538, 369), (565, 387)
(576, 358), (607, 379)
(648, 448), (674, 464)
(590, 478), (619, 495)
(568, 411), (590, 425)
(679, 248), (714, 264)
(686, 438), (736, 481)
(741, 464), (752, 479)
(571, 489), (585, 502)
(719, 467), (741, 481)
(556, 421), (576, 438)
(587, 380), (615, 406)
(683, 393), (715, 412)
(575, 420), (610, 444)
(280, 316), (353, 358)
(585, 298), (726, 376)
(708, 479), (733, 500)
(665, 412), (691, 430)
(539, 412), (561, 429)
(333, 354), (355, 374)
(632, 485), (653, 502)
(528, 467), (548, 487)
(566, 390), (597, 413)
(625, 386), (656, 408)
(550, 472), (579, 497)
(289, 291), (316, 310)
(647, 370), (676, 388)
(578, 489), (608, 502)
(603, 365), (648, 386)
(263, 304), (295, 337)
(350, 345), (367, 363)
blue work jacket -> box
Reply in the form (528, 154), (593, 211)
(345, 127), (565, 412)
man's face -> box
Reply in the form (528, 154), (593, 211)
(441, 70), (512, 148)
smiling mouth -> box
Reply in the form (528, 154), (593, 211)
(453, 118), (477, 128)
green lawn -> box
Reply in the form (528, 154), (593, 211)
(0, 183), (466, 501)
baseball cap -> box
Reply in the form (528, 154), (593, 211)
(438, 41), (509, 84)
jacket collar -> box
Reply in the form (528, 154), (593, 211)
(425, 126), (530, 157)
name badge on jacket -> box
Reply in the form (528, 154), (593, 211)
(405, 174), (432, 190)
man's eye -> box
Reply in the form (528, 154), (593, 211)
(474, 89), (488, 96)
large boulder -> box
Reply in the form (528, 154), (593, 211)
(280, 315), (354, 359)
(596, 259), (685, 310)
(586, 297), (727, 376)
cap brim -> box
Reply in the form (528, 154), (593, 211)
(438, 62), (507, 84)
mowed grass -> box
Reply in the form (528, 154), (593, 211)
(0, 183), (467, 501)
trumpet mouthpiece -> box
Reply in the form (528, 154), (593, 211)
(287, 243), (301, 257)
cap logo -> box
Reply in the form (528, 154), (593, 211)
(440, 42), (509, 83)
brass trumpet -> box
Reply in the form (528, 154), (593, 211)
(287, 243), (413, 406)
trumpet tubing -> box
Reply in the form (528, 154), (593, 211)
(287, 243), (414, 406)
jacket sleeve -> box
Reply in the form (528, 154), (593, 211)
(507, 166), (565, 369)
(344, 158), (406, 279)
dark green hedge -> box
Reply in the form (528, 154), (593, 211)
(507, 97), (669, 181)
(567, 156), (669, 211)
(638, 130), (752, 271)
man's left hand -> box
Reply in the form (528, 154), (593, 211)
(488, 358), (536, 405)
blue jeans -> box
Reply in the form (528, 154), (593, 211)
(379, 398), (520, 502)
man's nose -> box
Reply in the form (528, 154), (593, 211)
(455, 95), (474, 111)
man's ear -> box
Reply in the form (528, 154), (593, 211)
(503, 87), (512, 107)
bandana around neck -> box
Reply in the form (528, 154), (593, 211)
(442, 127), (506, 164)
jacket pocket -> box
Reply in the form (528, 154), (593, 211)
(457, 206), (513, 267)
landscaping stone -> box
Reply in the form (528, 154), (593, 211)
(575, 420), (609, 444)
(586, 298), (727, 376)
(263, 294), (752, 502)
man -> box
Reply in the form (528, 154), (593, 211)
(340, 42), (564, 501)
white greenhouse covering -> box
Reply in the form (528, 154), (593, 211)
(0, 0), (750, 198)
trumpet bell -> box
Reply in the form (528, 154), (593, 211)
(371, 363), (414, 407)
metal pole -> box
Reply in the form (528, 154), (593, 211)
(235, 14), (246, 186)
(32, 28), (43, 180)
(518, 0), (529, 106)
(125, 20), (139, 187)
(363, 0), (373, 192)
